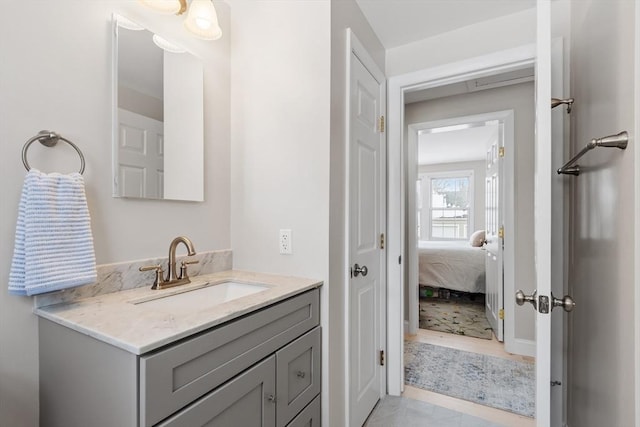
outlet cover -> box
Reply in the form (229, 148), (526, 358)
(279, 229), (292, 254)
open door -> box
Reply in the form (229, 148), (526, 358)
(484, 125), (504, 342)
(515, 1), (572, 425)
(346, 29), (387, 427)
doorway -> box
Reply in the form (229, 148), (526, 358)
(386, 36), (568, 426)
(402, 83), (536, 424)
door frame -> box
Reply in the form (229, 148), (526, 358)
(635, 2), (640, 425)
(387, 43), (536, 396)
(344, 28), (387, 426)
(406, 110), (517, 353)
(388, 38), (567, 425)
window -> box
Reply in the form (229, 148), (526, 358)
(420, 171), (473, 240)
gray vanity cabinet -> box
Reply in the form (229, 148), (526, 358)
(39, 288), (321, 427)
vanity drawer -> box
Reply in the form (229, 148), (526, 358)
(286, 395), (321, 427)
(156, 356), (276, 427)
(276, 327), (321, 427)
(140, 289), (319, 427)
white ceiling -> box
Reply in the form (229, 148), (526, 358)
(355, 0), (536, 49)
(418, 124), (498, 165)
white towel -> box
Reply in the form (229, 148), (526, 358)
(9, 170), (97, 296)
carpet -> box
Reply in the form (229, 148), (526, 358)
(419, 292), (493, 340)
(404, 340), (535, 417)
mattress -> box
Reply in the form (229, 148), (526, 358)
(418, 240), (486, 294)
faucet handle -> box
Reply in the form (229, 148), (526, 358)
(179, 259), (199, 280)
(139, 264), (165, 289)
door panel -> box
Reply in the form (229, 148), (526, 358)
(349, 52), (382, 427)
(117, 108), (163, 199)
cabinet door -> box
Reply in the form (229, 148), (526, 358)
(276, 327), (321, 426)
(157, 356), (276, 427)
(286, 395), (321, 427)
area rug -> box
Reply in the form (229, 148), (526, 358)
(404, 340), (535, 417)
(419, 292), (493, 340)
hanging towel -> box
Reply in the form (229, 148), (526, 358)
(8, 169), (97, 296)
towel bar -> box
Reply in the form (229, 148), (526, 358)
(557, 131), (628, 176)
(21, 130), (86, 174)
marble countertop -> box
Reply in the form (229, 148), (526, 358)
(34, 270), (322, 355)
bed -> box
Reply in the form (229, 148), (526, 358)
(418, 240), (486, 294)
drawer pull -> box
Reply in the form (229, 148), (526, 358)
(296, 370), (306, 379)
(266, 394), (277, 403)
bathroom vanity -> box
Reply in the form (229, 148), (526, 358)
(36, 271), (322, 427)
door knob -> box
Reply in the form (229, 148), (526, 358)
(353, 263), (368, 277)
(552, 293), (576, 312)
(515, 289), (537, 310)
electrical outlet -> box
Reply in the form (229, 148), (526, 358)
(279, 229), (292, 254)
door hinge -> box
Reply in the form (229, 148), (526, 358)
(380, 233), (385, 249)
(498, 308), (504, 320)
(498, 226), (504, 239)
(499, 147), (505, 158)
(398, 255), (402, 264)
(378, 116), (385, 133)
(379, 350), (385, 366)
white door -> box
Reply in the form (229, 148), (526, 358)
(485, 130), (504, 341)
(526, 1), (567, 425)
(348, 41), (385, 427)
(117, 108), (164, 199)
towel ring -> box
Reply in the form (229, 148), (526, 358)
(22, 130), (86, 174)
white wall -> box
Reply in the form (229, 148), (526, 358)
(329, 1), (385, 425)
(568, 1), (636, 425)
(418, 160), (486, 234)
(230, 0), (330, 278)
(405, 82), (535, 342)
(229, 0), (333, 423)
(0, 2), (231, 425)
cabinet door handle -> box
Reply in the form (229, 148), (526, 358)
(266, 394), (277, 403)
(296, 370), (306, 378)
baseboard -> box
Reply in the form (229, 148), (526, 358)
(505, 338), (535, 358)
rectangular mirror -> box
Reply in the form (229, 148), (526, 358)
(112, 14), (204, 201)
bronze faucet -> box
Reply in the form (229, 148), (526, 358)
(139, 236), (199, 290)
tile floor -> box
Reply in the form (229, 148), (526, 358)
(364, 396), (505, 427)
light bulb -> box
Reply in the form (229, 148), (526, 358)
(184, 0), (222, 40)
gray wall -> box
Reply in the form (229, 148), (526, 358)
(405, 82), (536, 342)
(418, 160), (486, 235)
(330, 1), (385, 425)
(0, 2), (231, 426)
(568, 1), (636, 425)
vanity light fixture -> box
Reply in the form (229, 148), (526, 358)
(139, 0), (222, 41)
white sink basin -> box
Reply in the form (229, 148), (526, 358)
(135, 281), (270, 312)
